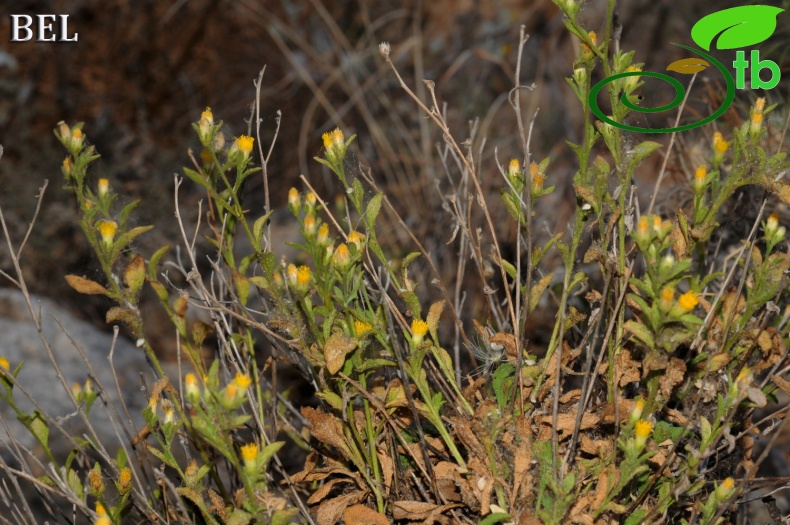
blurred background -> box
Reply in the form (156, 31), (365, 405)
(0, 0), (784, 341)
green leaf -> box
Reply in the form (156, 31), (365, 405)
(226, 509), (252, 525)
(260, 441), (285, 470)
(691, 6), (783, 51)
(700, 416), (712, 446)
(19, 410), (49, 450)
(317, 391), (343, 410)
(628, 141), (662, 169)
(624, 509), (647, 525)
(624, 319), (655, 349)
(252, 211), (274, 250)
(272, 508), (301, 525)
(365, 192), (384, 230)
(148, 245), (170, 280)
(492, 363), (516, 410)
(478, 513), (513, 525)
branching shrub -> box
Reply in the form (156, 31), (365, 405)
(1, 1), (790, 524)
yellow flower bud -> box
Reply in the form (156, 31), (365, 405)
(317, 223), (330, 245)
(118, 467), (133, 495)
(694, 165), (707, 191)
(97, 178), (109, 198)
(332, 243), (351, 269)
(411, 319), (429, 345)
(304, 214), (317, 237)
(98, 220), (118, 246)
(288, 187), (301, 212)
(185, 373), (200, 404)
(355, 320), (372, 336)
(678, 291), (699, 312)
(240, 442), (259, 473)
(634, 419), (653, 450)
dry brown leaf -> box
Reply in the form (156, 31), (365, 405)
(538, 412), (599, 441)
(316, 490), (366, 525)
(568, 493), (595, 524)
(454, 417), (487, 460)
(600, 397), (636, 424)
(65, 274), (108, 295)
(594, 466), (618, 511)
(302, 407), (351, 460)
(307, 478), (349, 505)
(344, 504), (389, 525)
(560, 389), (582, 404)
(615, 349), (641, 388)
(512, 439), (533, 505)
(579, 433), (612, 457)
(772, 374), (790, 397)
(376, 446), (394, 496)
(659, 357), (686, 399)
(391, 500), (461, 522)
(324, 333), (357, 375)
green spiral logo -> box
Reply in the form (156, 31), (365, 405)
(588, 44), (735, 134)
(588, 5), (784, 134)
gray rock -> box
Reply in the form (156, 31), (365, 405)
(0, 287), (157, 468)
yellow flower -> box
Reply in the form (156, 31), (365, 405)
(297, 266), (311, 287)
(72, 382), (82, 401)
(288, 187), (301, 212)
(317, 223), (330, 245)
(241, 442), (259, 465)
(332, 129), (344, 146)
(118, 467), (132, 494)
(305, 192), (317, 209)
(581, 31), (597, 59)
(0, 356), (9, 371)
(713, 131), (729, 154)
(629, 399), (645, 425)
(160, 399), (175, 424)
(70, 127), (84, 149)
(634, 215), (651, 245)
(185, 373), (200, 403)
(411, 319), (429, 345)
(94, 514), (111, 525)
(97, 178), (109, 198)
(332, 243), (351, 269)
(98, 220), (118, 246)
(750, 98), (765, 137)
(89, 468), (104, 495)
(660, 287), (674, 309)
(322, 131), (333, 148)
(508, 158), (520, 176)
(355, 320), (372, 336)
(634, 419), (653, 450)
(715, 477), (735, 502)
(62, 157), (72, 178)
(198, 107), (213, 143)
(624, 65), (641, 92)
(678, 291), (699, 312)
(304, 214), (317, 237)
(765, 212), (786, 246)
(233, 373), (252, 390)
(694, 165), (707, 190)
(530, 163), (544, 193)
(235, 135), (254, 158)
(286, 263), (298, 285)
(348, 230), (366, 249)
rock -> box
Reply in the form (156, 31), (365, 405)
(0, 287), (158, 468)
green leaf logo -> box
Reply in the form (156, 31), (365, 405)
(691, 5), (783, 51)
